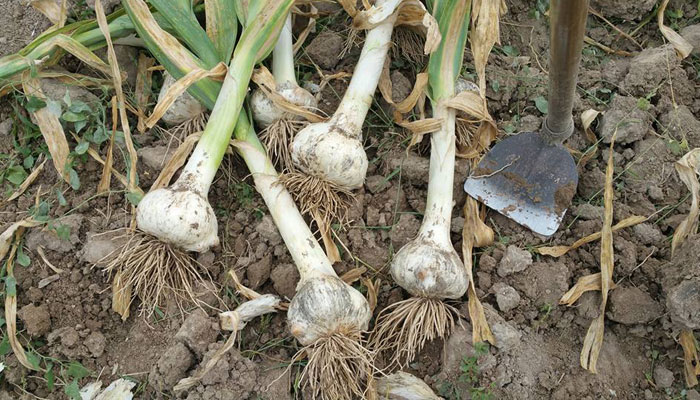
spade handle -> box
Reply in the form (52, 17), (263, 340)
(542, 0), (589, 144)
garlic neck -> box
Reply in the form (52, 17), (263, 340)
(272, 14), (297, 86)
(333, 12), (396, 138)
(418, 103), (456, 246)
(237, 138), (337, 283)
(175, 147), (216, 195)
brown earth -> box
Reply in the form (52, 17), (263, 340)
(1, 0), (700, 399)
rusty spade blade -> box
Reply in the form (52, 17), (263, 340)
(464, 0), (588, 237)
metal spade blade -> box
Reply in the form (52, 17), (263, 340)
(464, 132), (578, 236)
(464, 0), (589, 237)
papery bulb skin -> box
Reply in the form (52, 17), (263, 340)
(290, 116), (368, 189)
(390, 236), (469, 299)
(288, 275), (371, 345)
(136, 183), (218, 253)
(158, 72), (206, 126)
(250, 82), (318, 128)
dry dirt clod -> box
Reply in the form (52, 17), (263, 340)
(572, 204), (604, 221)
(26, 214), (84, 253)
(270, 263), (299, 300)
(590, 0), (656, 21)
(85, 331), (106, 358)
(621, 45), (681, 98)
(681, 24), (700, 55)
(18, 304), (51, 337)
(305, 31), (344, 70)
(150, 342), (195, 391)
(607, 287), (663, 325)
(255, 215), (282, 246)
(599, 96), (650, 145)
(660, 105), (700, 149)
(484, 305), (521, 352)
(687, 389), (700, 400)
(653, 365), (675, 389)
(492, 282), (521, 313)
(497, 245), (533, 277)
(632, 223), (664, 246)
(175, 309), (218, 358)
(137, 145), (177, 171)
(246, 254), (272, 290)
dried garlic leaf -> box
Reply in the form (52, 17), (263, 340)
(536, 215), (646, 257)
(97, 97), (118, 195)
(560, 273), (617, 306)
(680, 329), (700, 387)
(252, 66), (325, 123)
(470, 0), (503, 96)
(151, 133), (203, 190)
(135, 54), (155, 133)
(671, 148), (700, 256)
(21, 75), (70, 183)
(580, 134), (616, 373)
(29, 0), (67, 27)
(146, 63), (227, 129)
(111, 270), (132, 321)
(339, 267), (367, 285)
(658, 0), (693, 59)
(462, 196), (495, 345)
(578, 109), (601, 167)
(96, 0), (139, 194)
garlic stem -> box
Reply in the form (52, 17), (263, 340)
(418, 102), (456, 245)
(272, 14), (297, 85)
(234, 116), (337, 282)
(333, 3), (396, 136)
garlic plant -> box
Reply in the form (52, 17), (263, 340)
(233, 112), (373, 400)
(288, 0), (402, 191)
(371, 0), (474, 367)
(250, 14), (317, 167)
(107, 0), (293, 315)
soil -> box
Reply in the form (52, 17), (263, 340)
(1, 0), (700, 399)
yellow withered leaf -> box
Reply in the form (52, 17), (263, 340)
(401, 117), (443, 151)
(135, 54), (155, 133)
(97, 97), (117, 195)
(462, 196), (495, 345)
(146, 63), (227, 129)
(560, 273), (617, 307)
(470, 0), (504, 97)
(96, 0), (139, 194)
(578, 109), (602, 167)
(29, 0), (67, 28)
(680, 329), (700, 387)
(658, 0), (693, 59)
(671, 148), (700, 256)
(21, 74), (70, 183)
(252, 66), (325, 123)
(580, 132), (616, 374)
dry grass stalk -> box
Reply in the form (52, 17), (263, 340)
(296, 329), (375, 400)
(462, 196), (495, 345)
(95, 0), (139, 194)
(104, 231), (218, 317)
(536, 215), (646, 258)
(371, 297), (459, 370)
(579, 133), (616, 373)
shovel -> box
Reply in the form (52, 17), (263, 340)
(464, 0), (589, 236)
